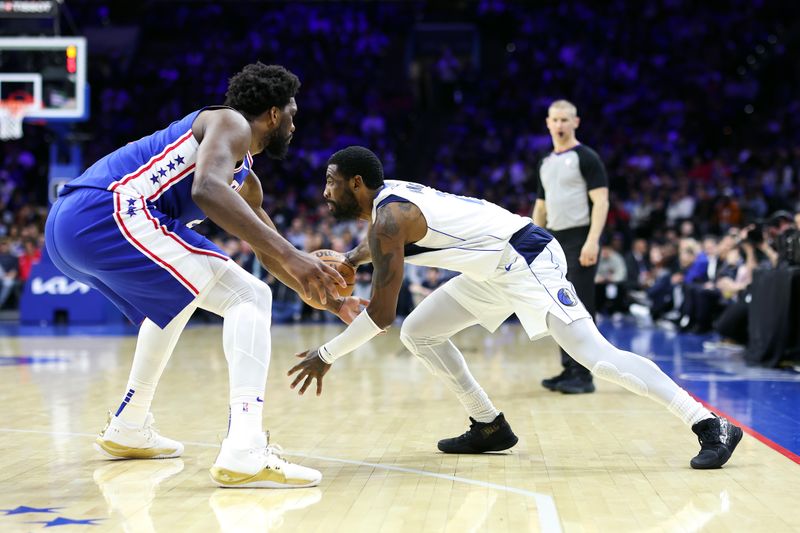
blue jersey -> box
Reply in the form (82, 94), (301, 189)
(48, 107), (252, 327)
(63, 107), (253, 227)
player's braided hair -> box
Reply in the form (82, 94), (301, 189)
(224, 62), (300, 118)
(328, 146), (385, 189)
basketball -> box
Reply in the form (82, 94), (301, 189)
(301, 249), (356, 309)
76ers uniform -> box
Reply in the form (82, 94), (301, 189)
(374, 180), (590, 340)
(45, 107), (252, 327)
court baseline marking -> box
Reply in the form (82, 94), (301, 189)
(0, 427), (562, 533)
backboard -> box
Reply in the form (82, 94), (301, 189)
(0, 36), (88, 121)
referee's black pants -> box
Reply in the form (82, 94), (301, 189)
(550, 225), (597, 380)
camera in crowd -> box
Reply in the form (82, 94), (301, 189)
(745, 222), (765, 245)
(768, 211), (800, 266)
(775, 229), (800, 266)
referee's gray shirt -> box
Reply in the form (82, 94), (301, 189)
(536, 144), (608, 232)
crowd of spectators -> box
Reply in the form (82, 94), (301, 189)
(3, 1), (800, 341)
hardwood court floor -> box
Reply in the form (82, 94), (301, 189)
(0, 322), (798, 532)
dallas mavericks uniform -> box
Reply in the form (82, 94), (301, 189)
(374, 180), (590, 340)
(45, 107), (253, 328)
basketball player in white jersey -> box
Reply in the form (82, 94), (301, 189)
(288, 146), (742, 469)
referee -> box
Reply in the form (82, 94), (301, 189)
(532, 100), (609, 394)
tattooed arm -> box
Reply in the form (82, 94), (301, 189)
(364, 203), (412, 328)
(364, 201), (427, 327)
(344, 226), (373, 267)
(287, 200), (426, 395)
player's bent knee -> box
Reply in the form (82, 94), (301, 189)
(398, 328), (419, 353)
(234, 276), (271, 309)
(399, 325), (446, 352)
(399, 327), (435, 355)
(252, 281), (272, 311)
(399, 331), (440, 374)
(591, 361), (649, 396)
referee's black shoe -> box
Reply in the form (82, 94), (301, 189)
(690, 416), (743, 469)
(437, 413), (518, 454)
(541, 369), (571, 391)
(556, 373), (595, 394)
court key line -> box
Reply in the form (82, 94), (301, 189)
(0, 427), (563, 533)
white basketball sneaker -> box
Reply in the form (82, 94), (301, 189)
(210, 432), (321, 489)
(94, 411), (184, 460)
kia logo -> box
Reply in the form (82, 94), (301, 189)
(31, 277), (91, 295)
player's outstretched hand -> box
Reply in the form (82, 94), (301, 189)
(334, 296), (370, 324)
(285, 250), (346, 305)
(288, 349), (331, 396)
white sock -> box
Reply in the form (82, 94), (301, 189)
(228, 390), (264, 446)
(115, 310), (194, 427)
(457, 388), (500, 423)
(114, 384), (152, 427)
(668, 390), (713, 426)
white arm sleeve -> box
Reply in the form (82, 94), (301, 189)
(318, 310), (384, 363)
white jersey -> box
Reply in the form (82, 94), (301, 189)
(371, 180), (534, 280)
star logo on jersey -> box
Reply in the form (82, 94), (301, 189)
(158, 168), (167, 177)
(127, 198), (136, 206)
(167, 161), (176, 171)
(557, 288), (577, 307)
(174, 155), (185, 165)
(150, 174), (160, 184)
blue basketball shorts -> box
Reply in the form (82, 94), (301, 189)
(44, 187), (229, 328)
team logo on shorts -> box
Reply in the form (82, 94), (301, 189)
(557, 288), (577, 307)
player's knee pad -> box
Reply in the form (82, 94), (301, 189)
(398, 330), (438, 373)
(249, 279), (272, 312)
(228, 273), (271, 312)
(399, 326), (434, 356)
(399, 324), (447, 353)
(398, 327), (420, 353)
(591, 361), (649, 396)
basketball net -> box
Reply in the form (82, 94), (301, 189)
(0, 100), (31, 141)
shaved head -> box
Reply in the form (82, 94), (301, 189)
(548, 99), (578, 118)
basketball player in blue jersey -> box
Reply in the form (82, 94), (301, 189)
(45, 63), (365, 488)
(288, 146), (743, 470)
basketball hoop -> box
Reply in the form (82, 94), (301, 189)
(0, 95), (34, 141)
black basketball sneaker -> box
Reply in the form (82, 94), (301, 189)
(437, 413), (519, 454)
(541, 369), (570, 391)
(690, 415), (743, 469)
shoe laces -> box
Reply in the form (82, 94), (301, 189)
(99, 410), (113, 436)
(455, 418), (481, 441)
(696, 421), (722, 447)
(266, 443), (285, 460)
(261, 432), (289, 467)
(141, 413), (159, 441)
